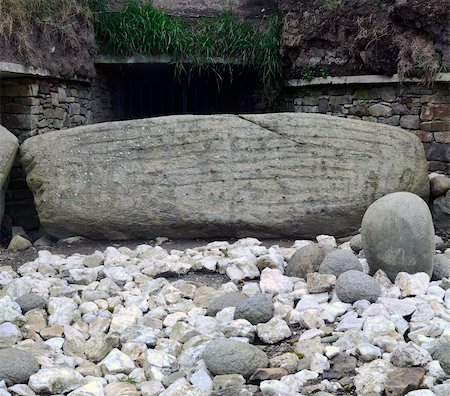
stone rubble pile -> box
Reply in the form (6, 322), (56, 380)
(0, 231), (449, 396)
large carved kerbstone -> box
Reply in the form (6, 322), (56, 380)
(20, 113), (429, 239)
(0, 126), (19, 224)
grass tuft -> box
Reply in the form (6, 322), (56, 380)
(90, 0), (282, 88)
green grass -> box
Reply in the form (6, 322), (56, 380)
(90, 0), (282, 88)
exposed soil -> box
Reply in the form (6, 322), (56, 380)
(277, 0), (450, 81)
(1, 0), (448, 82)
(0, 5), (96, 80)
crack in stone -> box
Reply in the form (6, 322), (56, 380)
(238, 115), (306, 148)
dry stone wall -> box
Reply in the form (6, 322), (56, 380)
(0, 74), (113, 143)
(279, 81), (450, 174)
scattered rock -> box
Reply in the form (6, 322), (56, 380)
(432, 341), (450, 375)
(206, 292), (247, 317)
(234, 295), (274, 324)
(361, 192), (435, 281)
(384, 367), (425, 396)
(249, 368), (288, 381)
(15, 294), (46, 313)
(7, 235), (32, 251)
(335, 270), (381, 303)
(349, 234), (363, 253)
(0, 348), (40, 386)
(430, 174), (450, 199)
(319, 250), (363, 277)
(433, 254), (450, 280)
(285, 243), (325, 278)
(203, 338), (269, 378)
(306, 272), (336, 293)
(29, 367), (83, 394)
(256, 317), (292, 344)
(390, 342), (432, 367)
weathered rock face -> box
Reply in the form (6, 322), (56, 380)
(20, 113), (429, 240)
(0, 125), (20, 225)
(361, 192), (435, 281)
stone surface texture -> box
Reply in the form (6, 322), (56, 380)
(202, 338), (269, 378)
(0, 125), (19, 225)
(20, 113), (429, 239)
(362, 192), (435, 281)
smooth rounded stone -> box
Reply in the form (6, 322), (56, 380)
(0, 348), (40, 386)
(233, 295), (274, 324)
(350, 234), (364, 253)
(203, 338), (269, 378)
(7, 235), (32, 251)
(433, 254), (450, 280)
(361, 192), (435, 282)
(0, 126), (19, 225)
(319, 250), (363, 278)
(431, 341), (450, 375)
(431, 191), (450, 230)
(206, 292), (247, 317)
(15, 294), (46, 313)
(430, 175), (450, 199)
(335, 270), (381, 303)
(285, 243), (325, 278)
(20, 113), (429, 239)
(435, 235), (445, 251)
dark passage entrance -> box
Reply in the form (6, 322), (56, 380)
(110, 64), (257, 120)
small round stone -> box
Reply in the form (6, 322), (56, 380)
(203, 338), (268, 378)
(0, 348), (40, 385)
(432, 254), (450, 280)
(350, 234), (363, 253)
(335, 270), (381, 303)
(319, 250), (363, 277)
(15, 294), (47, 313)
(206, 292), (247, 316)
(285, 243), (325, 278)
(234, 295), (274, 324)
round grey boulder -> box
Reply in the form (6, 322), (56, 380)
(335, 270), (381, 303)
(0, 348), (40, 385)
(349, 234), (363, 253)
(432, 255), (450, 280)
(285, 243), (325, 279)
(319, 250), (363, 278)
(234, 295), (274, 324)
(361, 192), (435, 282)
(206, 292), (247, 317)
(15, 294), (47, 313)
(203, 338), (268, 378)
(432, 341), (450, 375)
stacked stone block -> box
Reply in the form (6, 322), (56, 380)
(281, 82), (449, 174)
(0, 75), (113, 142)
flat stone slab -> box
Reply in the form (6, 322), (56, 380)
(20, 113), (429, 239)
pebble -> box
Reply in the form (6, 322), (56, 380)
(335, 270), (382, 303)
